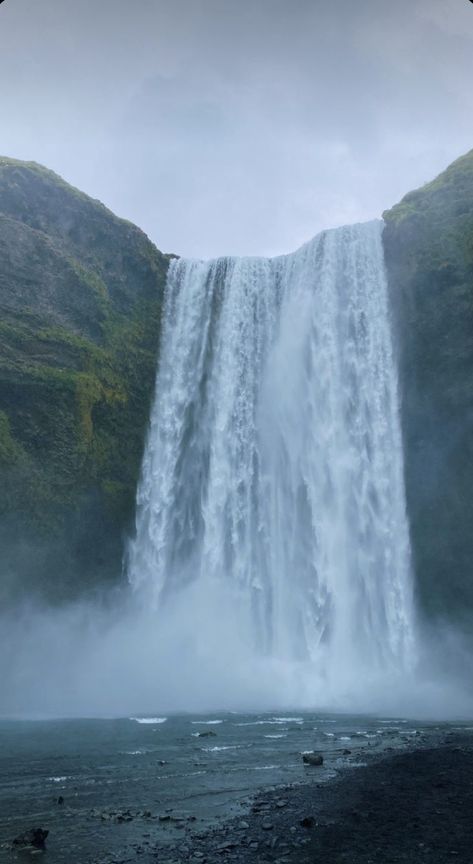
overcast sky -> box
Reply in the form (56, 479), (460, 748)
(1, 0), (473, 258)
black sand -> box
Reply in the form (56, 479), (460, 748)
(149, 732), (473, 864)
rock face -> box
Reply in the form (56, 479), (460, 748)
(383, 149), (473, 628)
(0, 157), (170, 602)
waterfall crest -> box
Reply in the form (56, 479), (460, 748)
(127, 221), (415, 695)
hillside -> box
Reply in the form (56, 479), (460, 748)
(383, 150), (473, 626)
(0, 157), (169, 602)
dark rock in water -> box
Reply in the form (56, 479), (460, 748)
(197, 730), (217, 738)
(302, 752), (323, 766)
(115, 809), (134, 823)
(300, 816), (315, 829)
(13, 828), (49, 850)
(262, 821), (274, 831)
(342, 749), (352, 755)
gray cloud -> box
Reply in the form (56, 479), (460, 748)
(1, 0), (473, 257)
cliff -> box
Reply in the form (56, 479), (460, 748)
(0, 157), (169, 602)
(2, 151), (473, 624)
(383, 150), (473, 627)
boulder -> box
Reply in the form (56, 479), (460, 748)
(302, 752), (323, 766)
(13, 828), (49, 850)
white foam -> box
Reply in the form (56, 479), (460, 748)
(236, 717), (301, 726)
(130, 717), (167, 724)
(271, 717), (303, 723)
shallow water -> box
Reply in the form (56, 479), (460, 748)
(0, 711), (454, 863)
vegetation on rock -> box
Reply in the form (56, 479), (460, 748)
(383, 149), (473, 627)
(0, 157), (170, 602)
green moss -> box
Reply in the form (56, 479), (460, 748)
(0, 157), (170, 601)
(383, 148), (473, 629)
(0, 410), (22, 463)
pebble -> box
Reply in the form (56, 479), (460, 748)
(300, 816), (315, 829)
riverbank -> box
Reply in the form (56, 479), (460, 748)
(148, 730), (473, 864)
(2, 720), (472, 864)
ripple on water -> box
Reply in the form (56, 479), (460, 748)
(263, 734), (287, 739)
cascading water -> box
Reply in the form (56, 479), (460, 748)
(127, 220), (415, 705)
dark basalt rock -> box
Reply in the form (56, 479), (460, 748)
(302, 752), (323, 766)
(300, 816), (315, 829)
(13, 828), (49, 849)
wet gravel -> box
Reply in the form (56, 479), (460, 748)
(4, 729), (473, 863)
(144, 730), (473, 864)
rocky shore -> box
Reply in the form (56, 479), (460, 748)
(145, 731), (473, 864)
(5, 730), (473, 864)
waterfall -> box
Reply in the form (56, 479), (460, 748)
(127, 220), (415, 699)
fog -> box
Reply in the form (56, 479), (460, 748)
(1, 592), (473, 721)
(1, 0), (473, 257)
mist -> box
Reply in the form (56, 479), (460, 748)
(1, 589), (473, 721)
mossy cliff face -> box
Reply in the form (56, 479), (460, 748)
(383, 150), (473, 628)
(0, 157), (170, 602)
